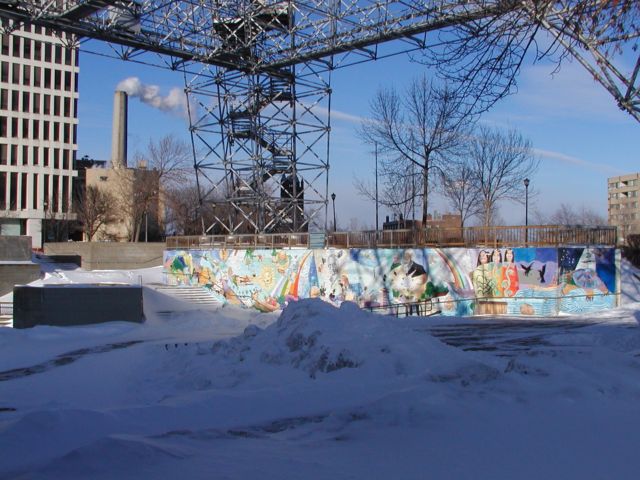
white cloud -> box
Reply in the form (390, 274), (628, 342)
(534, 148), (623, 175)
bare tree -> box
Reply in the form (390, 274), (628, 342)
(111, 135), (193, 241)
(414, 1), (640, 120)
(545, 203), (607, 226)
(358, 76), (474, 225)
(164, 183), (211, 236)
(439, 160), (482, 228)
(469, 126), (538, 228)
(135, 134), (192, 188)
(74, 185), (115, 241)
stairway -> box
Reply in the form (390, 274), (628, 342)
(0, 301), (13, 328)
(148, 285), (222, 307)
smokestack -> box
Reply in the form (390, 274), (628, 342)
(111, 90), (128, 169)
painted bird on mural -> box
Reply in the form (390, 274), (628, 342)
(520, 262), (534, 277)
(538, 264), (547, 284)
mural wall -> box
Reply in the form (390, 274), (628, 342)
(163, 246), (619, 316)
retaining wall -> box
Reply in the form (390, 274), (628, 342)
(164, 246), (620, 317)
(44, 242), (166, 270)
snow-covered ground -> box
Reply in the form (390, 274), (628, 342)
(1, 259), (640, 479)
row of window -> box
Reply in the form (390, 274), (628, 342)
(0, 90), (77, 117)
(0, 18), (74, 41)
(609, 179), (639, 189)
(0, 144), (75, 169)
(0, 171), (72, 213)
(1, 33), (77, 67)
(609, 190), (639, 199)
(0, 117), (77, 144)
(0, 62), (77, 92)
(610, 213), (640, 221)
(610, 202), (639, 210)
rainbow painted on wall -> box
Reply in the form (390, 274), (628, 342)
(163, 246), (619, 316)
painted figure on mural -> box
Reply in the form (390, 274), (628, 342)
(561, 248), (609, 301)
(471, 249), (494, 298)
(489, 249), (503, 296)
(500, 248), (520, 297)
(389, 250), (428, 304)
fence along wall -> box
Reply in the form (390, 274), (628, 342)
(163, 246), (620, 316)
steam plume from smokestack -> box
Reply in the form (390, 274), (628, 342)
(116, 77), (188, 116)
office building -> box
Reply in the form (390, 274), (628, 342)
(0, 20), (79, 248)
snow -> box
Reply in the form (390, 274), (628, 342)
(1, 260), (640, 479)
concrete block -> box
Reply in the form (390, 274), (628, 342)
(0, 236), (32, 261)
(13, 285), (144, 328)
(0, 264), (41, 297)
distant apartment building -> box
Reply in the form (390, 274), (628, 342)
(0, 20), (79, 248)
(608, 173), (640, 243)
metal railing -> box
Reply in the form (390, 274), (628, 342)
(166, 225), (617, 250)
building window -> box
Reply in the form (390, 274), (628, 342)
(53, 148), (59, 169)
(43, 147), (49, 166)
(33, 66), (41, 87)
(0, 117), (6, 137)
(44, 42), (51, 62)
(20, 173), (27, 209)
(0, 61), (8, 82)
(1, 34), (9, 55)
(0, 88), (6, 109)
(0, 144), (6, 164)
(44, 68), (51, 88)
(23, 38), (31, 59)
(11, 89), (18, 111)
(32, 146), (38, 165)
(44, 94), (50, 114)
(12, 35), (20, 57)
(9, 172), (17, 210)
(33, 40), (41, 60)
(54, 70), (61, 90)
(32, 174), (38, 211)
(33, 92), (40, 113)
(22, 91), (29, 112)
(11, 63), (19, 84)
(53, 95), (60, 116)
(0, 171), (6, 209)
(32, 119), (39, 139)
(22, 64), (30, 86)
(43, 120), (49, 140)
(22, 118), (28, 138)
(53, 122), (59, 141)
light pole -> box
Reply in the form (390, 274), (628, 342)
(331, 192), (336, 232)
(524, 178), (530, 245)
(375, 143), (379, 231)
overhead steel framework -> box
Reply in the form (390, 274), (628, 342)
(1, 1), (638, 233)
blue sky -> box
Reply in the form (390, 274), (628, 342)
(76, 44), (639, 229)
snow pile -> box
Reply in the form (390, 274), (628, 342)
(1, 261), (640, 479)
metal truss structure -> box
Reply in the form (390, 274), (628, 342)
(1, 1), (638, 233)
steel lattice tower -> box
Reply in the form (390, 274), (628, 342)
(1, 1), (638, 233)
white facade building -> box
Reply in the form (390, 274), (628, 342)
(0, 20), (79, 248)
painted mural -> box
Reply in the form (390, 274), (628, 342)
(163, 246), (619, 317)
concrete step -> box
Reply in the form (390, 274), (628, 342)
(149, 285), (221, 306)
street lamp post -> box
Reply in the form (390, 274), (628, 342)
(331, 192), (336, 232)
(524, 178), (530, 245)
